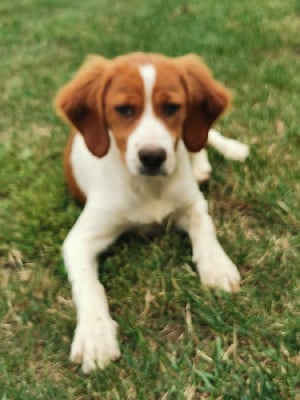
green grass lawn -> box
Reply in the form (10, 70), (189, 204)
(0, 0), (299, 398)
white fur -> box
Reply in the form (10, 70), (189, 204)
(191, 149), (212, 182)
(63, 64), (244, 373)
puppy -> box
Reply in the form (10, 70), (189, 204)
(55, 53), (248, 373)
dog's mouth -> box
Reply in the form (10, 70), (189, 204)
(138, 166), (168, 177)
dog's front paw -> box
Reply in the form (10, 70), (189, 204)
(193, 163), (212, 183)
(196, 243), (241, 293)
(192, 149), (212, 183)
(70, 316), (120, 373)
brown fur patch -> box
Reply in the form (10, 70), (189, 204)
(152, 60), (188, 145)
(176, 54), (232, 152)
(104, 62), (145, 155)
(55, 56), (111, 158)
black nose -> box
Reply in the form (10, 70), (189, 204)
(138, 148), (167, 172)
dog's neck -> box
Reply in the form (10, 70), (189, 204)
(129, 174), (171, 198)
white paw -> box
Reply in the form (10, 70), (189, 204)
(222, 140), (249, 161)
(193, 168), (212, 183)
(70, 317), (120, 373)
(196, 242), (241, 292)
(192, 149), (213, 183)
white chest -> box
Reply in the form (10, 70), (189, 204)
(124, 173), (196, 226)
(128, 195), (176, 225)
(71, 134), (198, 228)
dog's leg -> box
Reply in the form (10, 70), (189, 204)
(63, 205), (124, 373)
(176, 192), (240, 292)
(191, 129), (249, 183)
(207, 129), (249, 161)
(190, 149), (212, 183)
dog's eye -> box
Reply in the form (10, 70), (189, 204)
(115, 105), (135, 117)
(163, 103), (181, 117)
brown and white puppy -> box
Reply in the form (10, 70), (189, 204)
(55, 53), (247, 373)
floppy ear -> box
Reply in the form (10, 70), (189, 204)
(55, 55), (110, 157)
(177, 54), (232, 152)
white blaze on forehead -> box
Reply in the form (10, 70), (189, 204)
(125, 63), (176, 176)
(139, 64), (156, 106)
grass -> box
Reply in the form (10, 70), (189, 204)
(0, 0), (299, 398)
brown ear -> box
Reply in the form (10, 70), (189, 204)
(55, 55), (110, 157)
(177, 54), (232, 152)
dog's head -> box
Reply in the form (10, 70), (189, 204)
(55, 53), (231, 176)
